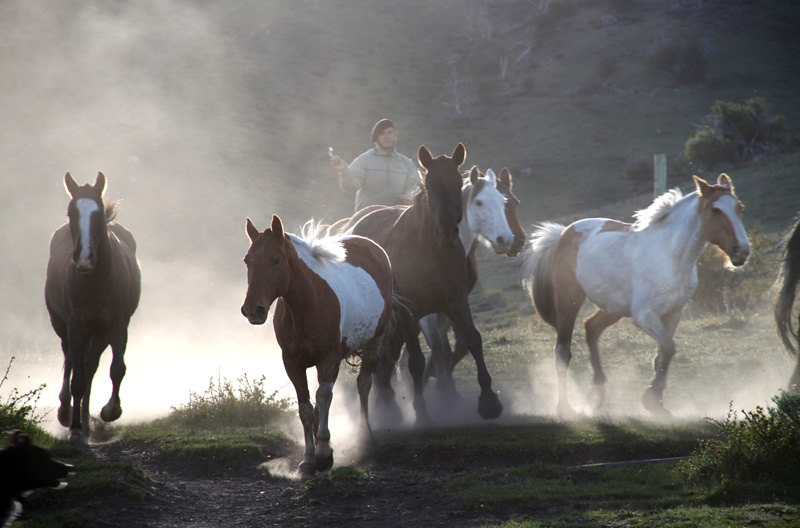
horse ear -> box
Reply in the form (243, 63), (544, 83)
(246, 217), (260, 242)
(693, 175), (713, 197)
(271, 214), (285, 238)
(418, 145), (433, 170)
(485, 168), (497, 185)
(499, 168), (512, 186)
(94, 172), (106, 195)
(717, 173), (734, 191)
(469, 166), (480, 184)
(64, 172), (79, 196)
(451, 142), (466, 167)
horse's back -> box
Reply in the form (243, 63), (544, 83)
(347, 206), (406, 248)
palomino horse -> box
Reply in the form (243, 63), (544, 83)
(240, 215), (394, 476)
(521, 174), (750, 417)
(45, 173), (141, 442)
(348, 144), (504, 422)
(775, 214), (800, 392)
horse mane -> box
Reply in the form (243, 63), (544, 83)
(289, 219), (346, 264)
(632, 188), (683, 231)
(104, 200), (119, 223)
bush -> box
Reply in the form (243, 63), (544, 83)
(690, 223), (776, 315)
(648, 38), (710, 85)
(168, 373), (294, 430)
(0, 356), (46, 430)
(685, 97), (789, 170)
(678, 392), (800, 489)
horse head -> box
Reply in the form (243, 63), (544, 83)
(464, 167), (513, 254)
(418, 143), (465, 248)
(64, 172), (106, 273)
(694, 173), (750, 267)
(241, 214), (292, 325)
(495, 168), (526, 257)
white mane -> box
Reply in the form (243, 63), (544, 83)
(632, 188), (684, 231)
(288, 219), (346, 264)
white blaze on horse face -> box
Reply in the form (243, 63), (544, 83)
(75, 198), (100, 267)
(711, 194), (750, 264)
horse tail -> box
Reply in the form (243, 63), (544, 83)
(775, 215), (800, 357)
(520, 222), (565, 328)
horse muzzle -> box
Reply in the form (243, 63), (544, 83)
(241, 304), (268, 325)
(728, 244), (750, 267)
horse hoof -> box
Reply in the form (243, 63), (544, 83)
(642, 388), (665, 413)
(316, 453), (334, 472)
(299, 461), (316, 478)
(100, 404), (122, 422)
(57, 406), (72, 427)
(68, 429), (87, 446)
(478, 390), (503, 420)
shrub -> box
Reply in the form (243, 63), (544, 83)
(678, 392), (800, 489)
(0, 356), (46, 430)
(686, 97), (789, 170)
(690, 223), (776, 315)
(169, 373), (294, 430)
(648, 38), (710, 85)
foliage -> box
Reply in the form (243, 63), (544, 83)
(678, 392), (800, 491)
(0, 355), (46, 430)
(648, 38), (710, 85)
(686, 97), (790, 170)
(168, 373), (294, 430)
(690, 223), (776, 315)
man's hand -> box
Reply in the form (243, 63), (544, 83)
(330, 155), (347, 172)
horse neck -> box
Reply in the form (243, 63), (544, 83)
(279, 240), (317, 316)
(646, 192), (706, 268)
(459, 185), (478, 254)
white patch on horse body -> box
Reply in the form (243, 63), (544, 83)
(75, 198), (100, 262)
(289, 233), (384, 349)
(574, 194), (706, 317)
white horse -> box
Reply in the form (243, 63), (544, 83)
(521, 174), (751, 417)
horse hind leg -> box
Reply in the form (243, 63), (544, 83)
(553, 282), (586, 418)
(101, 328), (128, 423)
(58, 341), (72, 428)
(583, 309), (622, 412)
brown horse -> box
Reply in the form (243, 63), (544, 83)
(348, 144), (504, 422)
(775, 213), (800, 392)
(522, 174), (750, 417)
(241, 215), (394, 476)
(45, 173), (141, 442)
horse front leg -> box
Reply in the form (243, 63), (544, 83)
(313, 357), (341, 472)
(450, 304), (502, 420)
(635, 309), (680, 416)
(66, 328), (92, 443)
(283, 352), (315, 476)
(58, 340), (72, 428)
(420, 313), (459, 401)
(399, 311), (431, 425)
(356, 337), (381, 443)
(101, 327), (128, 423)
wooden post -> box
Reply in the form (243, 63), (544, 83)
(653, 154), (667, 199)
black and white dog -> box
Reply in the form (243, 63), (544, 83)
(1, 430), (72, 527)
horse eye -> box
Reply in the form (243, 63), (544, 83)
(475, 200), (483, 207)
(272, 257), (280, 267)
(711, 208), (722, 215)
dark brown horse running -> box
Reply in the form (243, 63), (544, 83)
(348, 144), (503, 422)
(775, 213), (800, 392)
(241, 215), (395, 476)
(45, 173), (141, 442)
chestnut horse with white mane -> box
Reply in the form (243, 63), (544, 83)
(240, 215), (394, 476)
(521, 174), (750, 417)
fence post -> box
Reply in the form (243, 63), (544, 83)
(653, 154), (667, 199)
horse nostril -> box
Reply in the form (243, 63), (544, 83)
(241, 305), (248, 318)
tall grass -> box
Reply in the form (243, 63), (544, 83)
(0, 356), (46, 431)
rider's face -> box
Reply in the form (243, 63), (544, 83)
(376, 127), (396, 150)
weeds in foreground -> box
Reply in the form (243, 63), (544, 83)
(678, 392), (800, 490)
(0, 356), (47, 430)
(168, 373), (294, 430)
